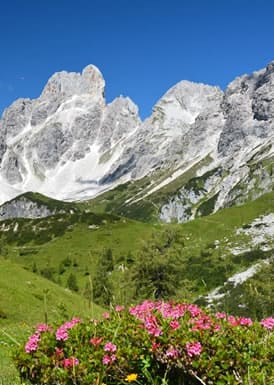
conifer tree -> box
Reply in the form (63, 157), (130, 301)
(133, 228), (183, 300)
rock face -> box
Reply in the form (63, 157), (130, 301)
(0, 62), (273, 221)
(0, 196), (55, 220)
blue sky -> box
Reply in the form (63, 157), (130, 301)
(1, 0), (274, 119)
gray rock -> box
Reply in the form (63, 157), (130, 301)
(0, 196), (54, 220)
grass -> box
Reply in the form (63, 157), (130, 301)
(1, 191), (273, 297)
(0, 190), (273, 302)
(1, 214), (155, 291)
(0, 258), (104, 384)
(0, 323), (32, 385)
(0, 258), (103, 324)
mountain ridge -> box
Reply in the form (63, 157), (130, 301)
(0, 62), (273, 222)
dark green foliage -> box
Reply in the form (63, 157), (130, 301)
(40, 267), (55, 282)
(200, 250), (212, 257)
(183, 252), (236, 291)
(62, 256), (72, 267)
(133, 228), (184, 300)
(101, 248), (114, 272)
(231, 248), (270, 266)
(72, 258), (79, 267)
(19, 248), (38, 256)
(184, 175), (206, 195)
(0, 211), (120, 248)
(66, 273), (79, 292)
(197, 192), (219, 217)
(114, 199), (156, 223)
(32, 262), (38, 273)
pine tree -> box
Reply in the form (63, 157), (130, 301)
(132, 228), (184, 300)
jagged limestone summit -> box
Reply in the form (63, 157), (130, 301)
(0, 62), (273, 222)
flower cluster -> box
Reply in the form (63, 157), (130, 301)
(25, 323), (53, 353)
(63, 357), (79, 368)
(15, 301), (273, 385)
(185, 341), (202, 357)
(260, 316), (274, 330)
(55, 317), (82, 341)
(35, 323), (52, 333)
(103, 341), (117, 364)
(25, 333), (40, 353)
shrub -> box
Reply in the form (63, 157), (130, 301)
(13, 301), (273, 385)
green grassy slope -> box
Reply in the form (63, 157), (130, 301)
(0, 257), (102, 325)
(0, 191), (273, 306)
(0, 258), (103, 385)
(0, 211), (155, 307)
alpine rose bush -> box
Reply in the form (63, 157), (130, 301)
(13, 301), (273, 385)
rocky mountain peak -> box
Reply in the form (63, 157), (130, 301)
(0, 62), (273, 214)
(155, 80), (223, 124)
(40, 64), (105, 101)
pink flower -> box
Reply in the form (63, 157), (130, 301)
(115, 305), (125, 312)
(55, 317), (82, 341)
(214, 324), (221, 332)
(169, 320), (180, 330)
(129, 300), (156, 319)
(56, 327), (69, 341)
(90, 336), (103, 347)
(35, 323), (52, 333)
(260, 317), (274, 330)
(191, 315), (212, 331)
(62, 317), (82, 329)
(102, 354), (116, 365)
(165, 347), (179, 358)
(238, 317), (253, 326)
(63, 357), (79, 368)
(215, 312), (226, 319)
(102, 355), (111, 365)
(25, 333), (40, 353)
(104, 341), (117, 352)
(227, 315), (238, 327)
(186, 341), (202, 357)
(187, 304), (202, 317)
(111, 354), (116, 362)
(144, 315), (162, 336)
(103, 312), (110, 319)
(151, 342), (161, 351)
(55, 348), (64, 358)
